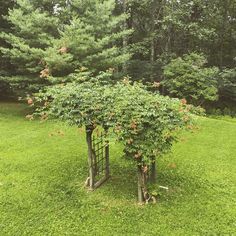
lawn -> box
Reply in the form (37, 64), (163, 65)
(0, 102), (235, 235)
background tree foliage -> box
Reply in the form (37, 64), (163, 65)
(218, 69), (236, 103)
(162, 53), (219, 106)
(0, 0), (15, 76)
(1, 0), (130, 77)
(0, 0), (236, 111)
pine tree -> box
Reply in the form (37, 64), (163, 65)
(0, 0), (15, 76)
(0, 0), (59, 76)
(43, 0), (132, 76)
(0, 0), (131, 78)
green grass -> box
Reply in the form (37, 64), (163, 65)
(0, 102), (236, 235)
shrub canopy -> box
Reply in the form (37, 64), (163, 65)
(33, 76), (197, 166)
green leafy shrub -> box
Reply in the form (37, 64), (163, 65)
(33, 76), (196, 166)
(162, 53), (219, 106)
(32, 75), (200, 202)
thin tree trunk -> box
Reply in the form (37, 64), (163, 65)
(137, 165), (144, 203)
(122, 0), (128, 73)
(219, 0), (229, 69)
(150, 38), (155, 63)
(150, 159), (157, 183)
(86, 126), (94, 189)
(150, 5), (155, 63)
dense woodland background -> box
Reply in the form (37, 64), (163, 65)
(0, 0), (236, 114)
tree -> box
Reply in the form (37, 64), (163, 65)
(162, 53), (219, 106)
(0, 0), (59, 76)
(0, 0), (16, 76)
(116, 0), (236, 83)
(219, 68), (236, 103)
(33, 75), (195, 202)
(120, 0), (218, 81)
(204, 0), (236, 68)
(0, 0), (131, 78)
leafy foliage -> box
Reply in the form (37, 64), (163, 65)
(162, 53), (219, 105)
(218, 68), (236, 102)
(33, 76), (195, 166)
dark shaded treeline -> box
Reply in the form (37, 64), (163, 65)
(0, 0), (235, 112)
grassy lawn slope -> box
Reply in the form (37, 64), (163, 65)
(0, 102), (235, 235)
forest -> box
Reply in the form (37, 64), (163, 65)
(0, 0), (236, 114)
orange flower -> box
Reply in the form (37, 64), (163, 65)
(25, 114), (34, 120)
(40, 113), (48, 121)
(123, 77), (129, 85)
(107, 68), (115, 73)
(181, 98), (187, 105)
(27, 98), (33, 105)
(114, 125), (122, 133)
(130, 120), (137, 130)
(143, 165), (148, 173)
(58, 46), (68, 54)
(40, 68), (50, 78)
(134, 151), (142, 159)
(153, 82), (160, 88)
(127, 138), (133, 145)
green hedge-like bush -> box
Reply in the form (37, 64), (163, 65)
(162, 53), (219, 106)
(33, 77), (197, 166)
(31, 75), (202, 202)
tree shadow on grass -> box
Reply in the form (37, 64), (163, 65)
(101, 160), (138, 201)
(92, 157), (209, 203)
(39, 147), (208, 205)
(40, 152), (138, 204)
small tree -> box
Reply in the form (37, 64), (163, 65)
(162, 53), (219, 106)
(33, 75), (196, 203)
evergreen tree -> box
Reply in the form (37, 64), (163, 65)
(0, 0), (131, 78)
(43, 0), (131, 77)
(0, 0), (59, 75)
(0, 0), (15, 76)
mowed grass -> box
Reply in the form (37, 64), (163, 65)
(0, 102), (236, 236)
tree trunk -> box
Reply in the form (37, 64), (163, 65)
(150, 159), (157, 183)
(150, 37), (155, 63)
(137, 165), (144, 203)
(86, 126), (94, 189)
(122, 0), (128, 73)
